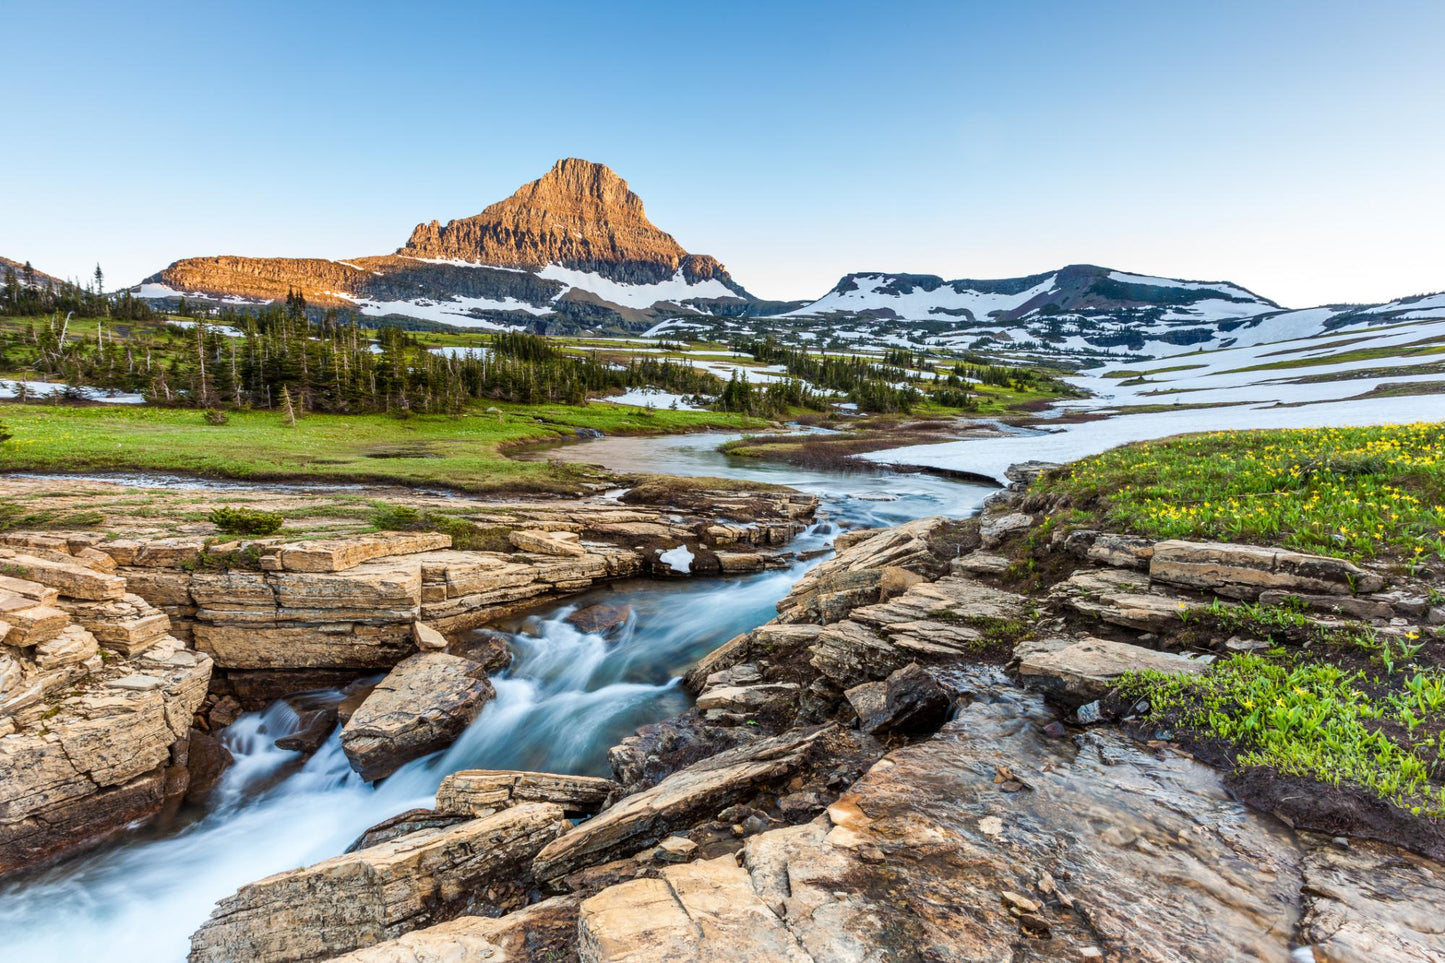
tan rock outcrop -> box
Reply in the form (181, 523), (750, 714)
(578, 856), (813, 962)
(277, 532), (453, 574)
(532, 726), (830, 885)
(1150, 539), (1384, 598)
(1015, 636), (1208, 706)
(188, 803), (571, 963)
(340, 654), (495, 781)
(436, 769), (617, 817)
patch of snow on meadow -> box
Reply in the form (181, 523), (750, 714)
(0, 380), (145, 404)
(598, 389), (704, 411)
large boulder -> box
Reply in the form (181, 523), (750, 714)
(340, 654), (495, 781)
(188, 803), (570, 963)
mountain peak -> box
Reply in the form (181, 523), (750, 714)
(398, 158), (721, 285)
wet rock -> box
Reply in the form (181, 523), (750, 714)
(339, 654), (495, 781)
(207, 694), (243, 728)
(534, 726), (831, 885)
(189, 802), (571, 963)
(565, 603), (634, 637)
(273, 692), (340, 754)
(1016, 636), (1207, 708)
(1150, 539), (1384, 599)
(346, 808), (468, 852)
(183, 727), (233, 806)
(436, 769), (617, 817)
(448, 629), (513, 674)
(846, 662), (951, 735)
(1296, 835), (1445, 962)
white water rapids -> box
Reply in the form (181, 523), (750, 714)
(0, 441), (993, 961)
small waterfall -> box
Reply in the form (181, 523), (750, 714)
(0, 561), (819, 962)
(0, 438), (996, 961)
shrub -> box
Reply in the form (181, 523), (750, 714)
(0, 420), (11, 444)
(209, 506), (284, 536)
(203, 409), (229, 426)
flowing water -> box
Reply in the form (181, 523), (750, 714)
(0, 434), (994, 961)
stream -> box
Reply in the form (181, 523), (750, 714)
(0, 434), (995, 961)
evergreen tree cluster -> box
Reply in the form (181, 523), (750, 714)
(2, 263), (152, 320)
(732, 337), (921, 413)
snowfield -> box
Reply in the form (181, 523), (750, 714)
(787, 273), (1059, 322)
(597, 389), (704, 411)
(536, 265), (741, 309)
(864, 313), (1445, 482)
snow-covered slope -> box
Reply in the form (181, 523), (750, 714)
(653, 263), (1443, 368)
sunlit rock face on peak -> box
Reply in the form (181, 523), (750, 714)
(399, 158), (739, 289)
(134, 158), (765, 333)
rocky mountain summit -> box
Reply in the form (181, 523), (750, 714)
(399, 158), (743, 290)
(135, 160), (768, 333)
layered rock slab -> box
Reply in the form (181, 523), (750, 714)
(578, 856), (812, 962)
(577, 690), (1313, 960)
(340, 653), (495, 781)
(188, 803), (571, 963)
(532, 726), (830, 885)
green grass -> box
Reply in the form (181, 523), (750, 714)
(1035, 424), (1445, 564)
(0, 401), (759, 495)
(1119, 652), (1445, 817)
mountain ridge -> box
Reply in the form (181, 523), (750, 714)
(135, 159), (755, 332)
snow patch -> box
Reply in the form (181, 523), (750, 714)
(658, 544), (694, 574)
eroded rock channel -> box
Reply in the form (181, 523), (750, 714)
(2, 458), (1441, 961)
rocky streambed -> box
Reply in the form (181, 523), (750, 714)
(4, 453), (1443, 960)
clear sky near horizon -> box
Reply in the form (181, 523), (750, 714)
(4, 0), (1442, 307)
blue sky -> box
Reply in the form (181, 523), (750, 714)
(5, 0), (1442, 306)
